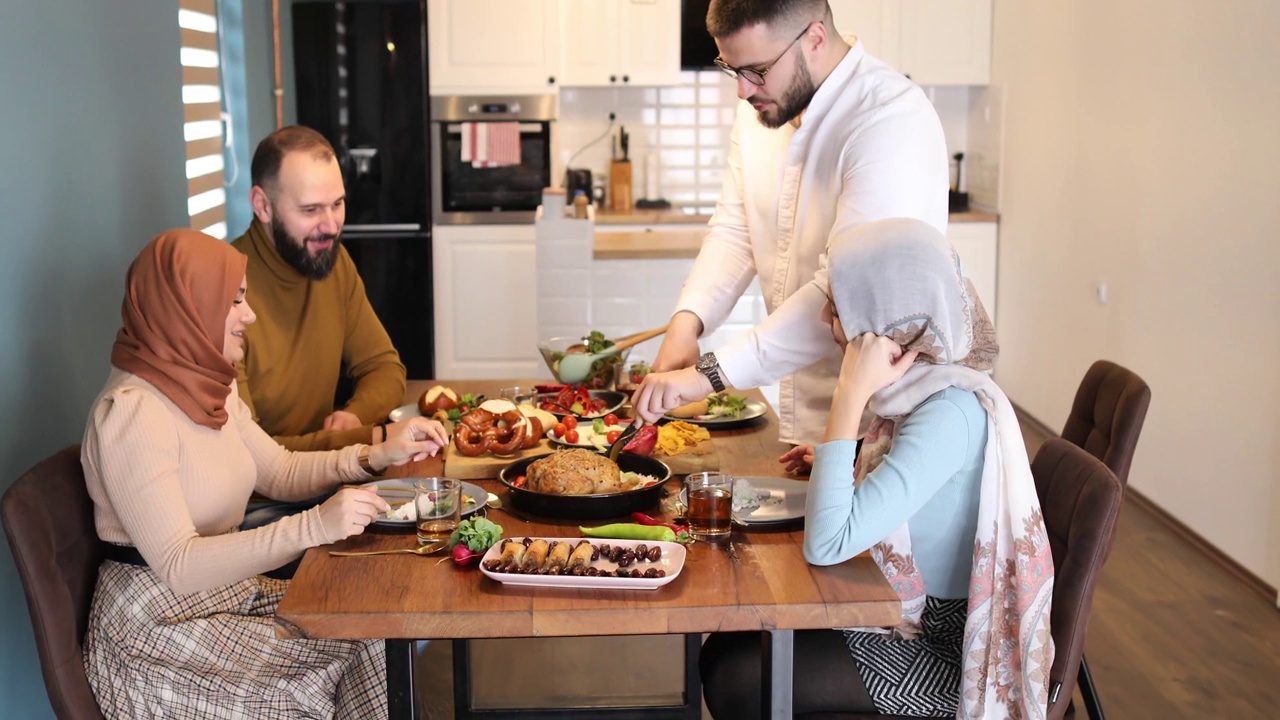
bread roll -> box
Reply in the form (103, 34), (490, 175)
(667, 399), (709, 418)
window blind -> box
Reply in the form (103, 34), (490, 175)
(179, 0), (228, 239)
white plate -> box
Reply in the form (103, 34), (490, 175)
(545, 422), (629, 451)
(664, 400), (769, 428)
(480, 537), (686, 590)
(388, 403), (421, 423)
(358, 478), (487, 526)
(681, 476), (808, 526)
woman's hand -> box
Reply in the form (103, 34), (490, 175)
(824, 334), (918, 443)
(630, 366), (714, 423)
(370, 417), (448, 470)
(779, 444), (815, 475)
(317, 487), (389, 542)
(839, 333), (919, 399)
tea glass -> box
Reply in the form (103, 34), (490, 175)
(414, 477), (461, 545)
(684, 472), (733, 542)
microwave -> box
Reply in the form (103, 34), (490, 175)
(429, 94), (558, 225)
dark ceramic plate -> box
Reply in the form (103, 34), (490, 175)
(532, 390), (627, 420)
(498, 451), (672, 520)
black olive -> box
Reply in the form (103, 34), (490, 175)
(482, 560), (501, 572)
(644, 568), (659, 578)
(522, 537), (533, 546)
(630, 569), (643, 578)
(591, 546), (600, 560)
(655, 569), (666, 578)
(599, 544), (612, 556)
(616, 569), (630, 578)
(635, 544), (648, 558)
(648, 546), (662, 562)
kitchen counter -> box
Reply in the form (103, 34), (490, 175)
(594, 209), (999, 260)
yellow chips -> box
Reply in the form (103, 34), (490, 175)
(655, 421), (710, 456)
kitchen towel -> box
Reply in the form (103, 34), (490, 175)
(460, 122), (522, 168)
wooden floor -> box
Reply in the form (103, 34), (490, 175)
(414, 421), (1280, 719)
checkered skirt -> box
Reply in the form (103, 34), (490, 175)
(84, 560), (386, 719)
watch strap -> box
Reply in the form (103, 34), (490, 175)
(698, 352), (726, 393)
(358, 445), (385, 477)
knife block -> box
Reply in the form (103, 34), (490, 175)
(609, 160), (633, 212)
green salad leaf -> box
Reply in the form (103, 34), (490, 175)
(448, 517), (503, 552)
(706, 392), (748, 418)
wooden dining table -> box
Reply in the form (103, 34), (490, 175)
(275, 380), (900, 720)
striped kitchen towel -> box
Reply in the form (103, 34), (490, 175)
(460, 122), (522, 168)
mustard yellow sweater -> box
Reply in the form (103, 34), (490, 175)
(231, 221), (406, 450)
(81, 370), (371, 594)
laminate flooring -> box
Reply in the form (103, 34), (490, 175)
(413, 420), (1280, 719)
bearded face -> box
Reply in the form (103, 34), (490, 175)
(270, 210), (340, 280)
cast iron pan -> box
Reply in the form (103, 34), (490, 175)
(498, 451), (672, 520)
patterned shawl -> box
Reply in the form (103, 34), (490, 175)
(829, 218), (1054, 719)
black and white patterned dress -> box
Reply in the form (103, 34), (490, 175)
(843, 596), (968, 718)
(84, 560), (386, 719)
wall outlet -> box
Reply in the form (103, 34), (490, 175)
(1095, 282), (1109, 305)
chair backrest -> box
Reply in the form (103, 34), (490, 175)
(1032, 437), (1123, 720)
(1, 445), (106, 720)
(1061, 360), (1152, 487)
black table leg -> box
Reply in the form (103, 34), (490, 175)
(387, 639), (418, 720)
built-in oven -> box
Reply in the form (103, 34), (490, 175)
(430, 94), (557, 224)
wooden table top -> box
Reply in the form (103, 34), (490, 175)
(274, 380), (900, 640)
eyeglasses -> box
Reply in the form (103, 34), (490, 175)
(714, 25), (812, 87)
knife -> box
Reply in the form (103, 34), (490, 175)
(606, 416), (644, 462)
(620, 126), (629, 162)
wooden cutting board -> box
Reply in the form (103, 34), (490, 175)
(654, 441), (721, 475)
(442, 438), (554, 480)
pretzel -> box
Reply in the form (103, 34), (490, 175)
(453, 399), (531, 457)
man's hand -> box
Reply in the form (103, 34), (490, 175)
(651, 311), (704, 372)
(369, 417), (450, 469)
(322, 410), (363, 432)
(630, 366), (715, 423)
(778, 444), (815, 475)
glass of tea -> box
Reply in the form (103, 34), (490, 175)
(685, 472), (734, 542)
(414, 477), (461, 545)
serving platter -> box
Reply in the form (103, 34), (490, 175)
(663, 400), (769, 429)
(357, 478), (487, 527)
(545, 422), (629, 450)
(479, 537), (685, 590)
(498, 452), (672, 520)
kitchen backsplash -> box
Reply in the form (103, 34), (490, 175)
(554, 72), (1002, 213)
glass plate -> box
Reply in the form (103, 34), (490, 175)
(359, 478), (487, 527)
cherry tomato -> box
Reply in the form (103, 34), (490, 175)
(562, 415), (578, 430)
(565, 429), (580, 444)
(603, 413), (619, 426)
(553, 423), (567, 438)
(606, 430), (622, 444)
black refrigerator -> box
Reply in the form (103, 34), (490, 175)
(293, 0), (434, 379)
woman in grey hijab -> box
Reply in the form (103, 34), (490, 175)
(700, 218), (1053, 719)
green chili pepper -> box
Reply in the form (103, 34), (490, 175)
(578, 523), (677, 543)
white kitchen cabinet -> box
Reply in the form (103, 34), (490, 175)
(433, 225), (542, 379)
(829, 0), (901, 70)
(559, 0), (681, 87)
(829, 0), (990, 85)
(899, 0), (992, 85)
(428, 0), (561, 95)
(947, 221), (998, 326)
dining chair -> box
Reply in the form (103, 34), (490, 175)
(1060, 360), (1151, 719)
(2, 444), (106, 720)
(798, 438), (1123, 720)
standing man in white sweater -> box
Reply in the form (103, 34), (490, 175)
(631, 0), (950, 455)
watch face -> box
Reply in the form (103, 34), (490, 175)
(697, 353), (716, 371)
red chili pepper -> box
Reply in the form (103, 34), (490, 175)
(631, 512), (688, 536)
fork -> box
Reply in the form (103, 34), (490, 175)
(329, 541), (446, 557)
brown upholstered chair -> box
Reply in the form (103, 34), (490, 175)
(1061, 360), (1151, 719)
(799, 438), (1123, 720)
(2, 445), (105, 720)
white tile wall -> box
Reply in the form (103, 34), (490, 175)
(557, 79), (998, 213)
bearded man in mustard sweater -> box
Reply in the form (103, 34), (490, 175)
(231, 127), (408, 539)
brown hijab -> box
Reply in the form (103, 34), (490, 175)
(110, 229), (248, 429)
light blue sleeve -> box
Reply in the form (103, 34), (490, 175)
(802, 394), (972, 566)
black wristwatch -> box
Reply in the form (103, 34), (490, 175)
(696, 352), (726, 393)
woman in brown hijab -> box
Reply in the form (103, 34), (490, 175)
(80, 229), (447, 719)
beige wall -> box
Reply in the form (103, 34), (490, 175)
(989, 0), (1280, 590)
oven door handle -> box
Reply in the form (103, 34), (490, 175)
(443, 122), (546, 134)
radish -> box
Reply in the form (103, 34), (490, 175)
(452, 544), (481, 565)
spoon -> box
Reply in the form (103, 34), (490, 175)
(556, 325), (669, 384)
(329, 541), (447, 557)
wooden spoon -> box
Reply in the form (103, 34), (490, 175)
(556, 325), (670, 384)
